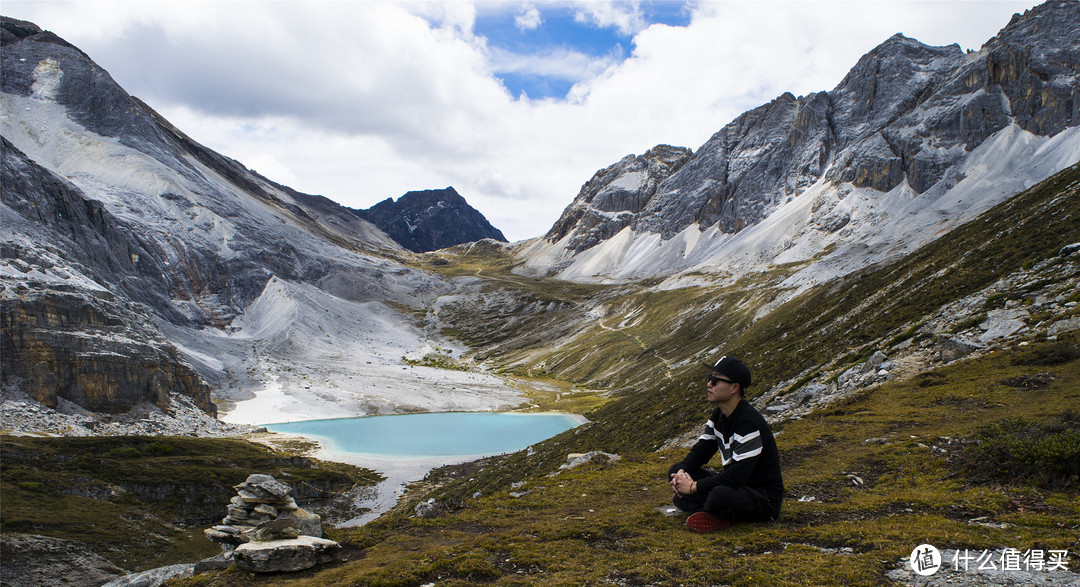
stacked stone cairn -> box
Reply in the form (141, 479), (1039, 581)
(202, 474), (342, 573)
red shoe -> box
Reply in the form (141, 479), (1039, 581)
(686, 511), (731, 533)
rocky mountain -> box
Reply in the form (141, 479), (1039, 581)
(1, 16), (522, 428)
(354, 187), (508, 253)
(3, 2), (1078, 431)
(518, 1), (1080, 284)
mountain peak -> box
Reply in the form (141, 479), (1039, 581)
(355, 187), (508, 253)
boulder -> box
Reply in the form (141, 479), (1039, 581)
(937, 335), (985, 362)
(559, 451), (621, 471)
(837, 365), (863, 388)
(236, 474), (294, 501)
(1048, 316), (1080, 337)
(863, 351), (888, 373)
(415, 498), (439, 518)
(232, 536), (342, 573)
(978, 308), (1029, 343)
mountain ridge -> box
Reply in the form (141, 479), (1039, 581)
(518, 0), (1079, 284)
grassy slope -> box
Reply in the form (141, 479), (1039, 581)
(172, 338), (1080, 587)
(174, 167), (1080, 585)
(0, 436), (381, 572)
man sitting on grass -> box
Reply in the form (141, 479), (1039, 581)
(668, 356), (784, 532)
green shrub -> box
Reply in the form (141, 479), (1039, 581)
(145, 441), (175, 456)
(105, 446), (142, 459)
(17, 481), (47, 493)
(955, 412), (1080, 491)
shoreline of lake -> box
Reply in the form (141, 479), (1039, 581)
(253, 411), (589, 525)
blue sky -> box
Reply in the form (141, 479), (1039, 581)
(1, 1), (1042, 241)
(475, 2), (694, 99)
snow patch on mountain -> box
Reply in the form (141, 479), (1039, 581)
(777, 123), (1080, 290)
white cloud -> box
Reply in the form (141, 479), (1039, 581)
(515, 2), (543, 31)
(572, 0), (647, 36)
(487, 44), (620, 81)
(2, 0), (1041, 241)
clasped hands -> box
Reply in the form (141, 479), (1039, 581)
(669, 469), (697, 497)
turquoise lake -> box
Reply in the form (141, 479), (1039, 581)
(262, 412), (582, 458)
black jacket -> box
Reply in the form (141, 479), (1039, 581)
(669, 399), (784, 507)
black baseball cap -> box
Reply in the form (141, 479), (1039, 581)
(701, 355), (751, 389)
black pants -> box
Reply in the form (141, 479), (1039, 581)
(671, 468), (780, 523)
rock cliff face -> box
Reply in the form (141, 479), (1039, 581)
(1, 135), (213, 414)
(355, 187), (507, 253)
(524, 1), (1080, 281)
(0, 286), (215, 415)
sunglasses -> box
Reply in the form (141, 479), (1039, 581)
(708, 376), (735, 386)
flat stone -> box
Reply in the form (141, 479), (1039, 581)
(210, 525), (242, 535)
(937, 335), (984, 362)
(232, 536), (341, 573)
(247, 513), (272, 525)
(253, 509), (322, 540)
(236, 489), (263, 503)
(204, 529), (231, 541)
(254, 504), (278, 517)
(979, 318), (1027, 343)
(236, 475), (293, 501)
(204, 528), (249, 546)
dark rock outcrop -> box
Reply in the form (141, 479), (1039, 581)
(355, 187), (507, 252)
(0, 533), (128, 587)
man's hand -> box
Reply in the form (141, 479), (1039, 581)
(670, 469), (696, 496)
